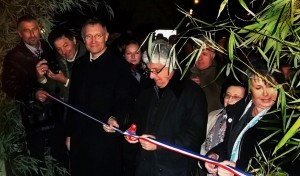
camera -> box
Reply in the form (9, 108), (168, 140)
(46, 59), (60, 74)
(39, 51), (61, 74)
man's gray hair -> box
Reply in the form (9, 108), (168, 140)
(81, 18), (107, 39)
(142, 39), (177, 71)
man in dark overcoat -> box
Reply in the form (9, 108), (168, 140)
(124, 39), (208, 176)
(66, 18), (133, 176)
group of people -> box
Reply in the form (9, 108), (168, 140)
(1, 14), (298, 176)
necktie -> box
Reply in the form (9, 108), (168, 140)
(35, 49), (41, 59)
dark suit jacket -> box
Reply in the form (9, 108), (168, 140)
(131, 71), (208, 176)
(2, 40), (56, 131)
(2, 41), (53, 102)
(67, 48), (133, 176)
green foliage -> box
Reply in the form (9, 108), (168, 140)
(0, 100), (70, 176)
(0, 0), (113, 175)
(247, 146), (289, 176)
(174, 0), (300, 173)
(0, 100), (40, 175)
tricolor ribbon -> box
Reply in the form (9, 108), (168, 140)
(47, 94), (250, 176)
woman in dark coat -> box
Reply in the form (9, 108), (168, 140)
(204, 59), (294, 175)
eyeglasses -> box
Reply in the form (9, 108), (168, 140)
(85, 33), (105, 41)
(145, 65), (166, 75)
(223, 93), (242, 102)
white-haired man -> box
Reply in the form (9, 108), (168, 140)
(124, 39), (208, 176)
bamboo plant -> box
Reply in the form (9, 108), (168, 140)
(172, 0), (300, 174)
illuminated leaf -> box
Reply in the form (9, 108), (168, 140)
(217, 0), (228, 19)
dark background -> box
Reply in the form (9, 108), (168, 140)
(52, 0), (256, 40)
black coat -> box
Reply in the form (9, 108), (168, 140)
(131, 71), (208, 176)
(67, 48), (133, 176)
(208, 99), (285, 171)
(2, 41), (53, 102)
(2, 40), (57, 131)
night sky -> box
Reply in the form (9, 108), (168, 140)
(53, 0), (252, 39)
(53, 1), (221, 31)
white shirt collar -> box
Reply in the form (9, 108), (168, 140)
(25, 41), (42, 56)
(89, 47), (107, 62)
(66, 49), (78, 62)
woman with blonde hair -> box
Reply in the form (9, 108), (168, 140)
(204, 58), (287, 175)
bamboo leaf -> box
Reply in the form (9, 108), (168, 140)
(225, 63), (231, 76)
(259, 130), (282, 145)
(274, 116), (300, 153)
(271, 4), (287, 36)
(217, 0), (228, 19)
(289, 99), (300, 104)
(228, 31), (235, 62)
(264, 38), (275, 54)
(238, 22), (261, 34)
(174, 16), (186, 31)
(238, 0), (256, 17)
(147, 33), (154, 59)
(280, 87), (287, 131)
(290, 69), (300, 88)
(257, 46), (269, 62)
(280, 21), (291, 40)
(181, 50), (197, 79)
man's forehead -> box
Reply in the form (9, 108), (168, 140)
(54, 37), (73, 47)
(147, 62), (164, 68)
(202, 47), (214, 53)
(20, 21), (39, 29)
(85, 24), (105, 32)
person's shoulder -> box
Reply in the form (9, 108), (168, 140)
(183, 78), (205, 94)
(107, 49), (130, 68)
(73, 52), (89, 66)
(208, 108), (223, 117)
(40, 40), (54, 54)
(77, 41), (87, 58)
(6, 41), (23, 53)
(226, 98), (249, 116)
(5, 42), (26, 61)
(106, 48), (124, 61)
(169, 76), (206, 102)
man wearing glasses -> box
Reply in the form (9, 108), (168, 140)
(66, 18), (133, 176)
(123, 39), (208, 176)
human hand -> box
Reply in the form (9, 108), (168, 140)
(217, 160), (236, 176)
(35, 90), (48, 102)
(205, 153), (219, 175)
(103, 116), (119, 133)
(47, 70), (68, 84)
(125, 135), (139, 143)
(36, 60), (48, 81)
(139, 134), (157, 151)
(191, 76), (200, 85)
(65, 137), (70, 151)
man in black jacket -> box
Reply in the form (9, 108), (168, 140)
(66, 18), (133, 176)
(2, 14), (67, 174)
(123, 39), (208, 176)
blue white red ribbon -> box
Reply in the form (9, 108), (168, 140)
(48, 94), (250, 176)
